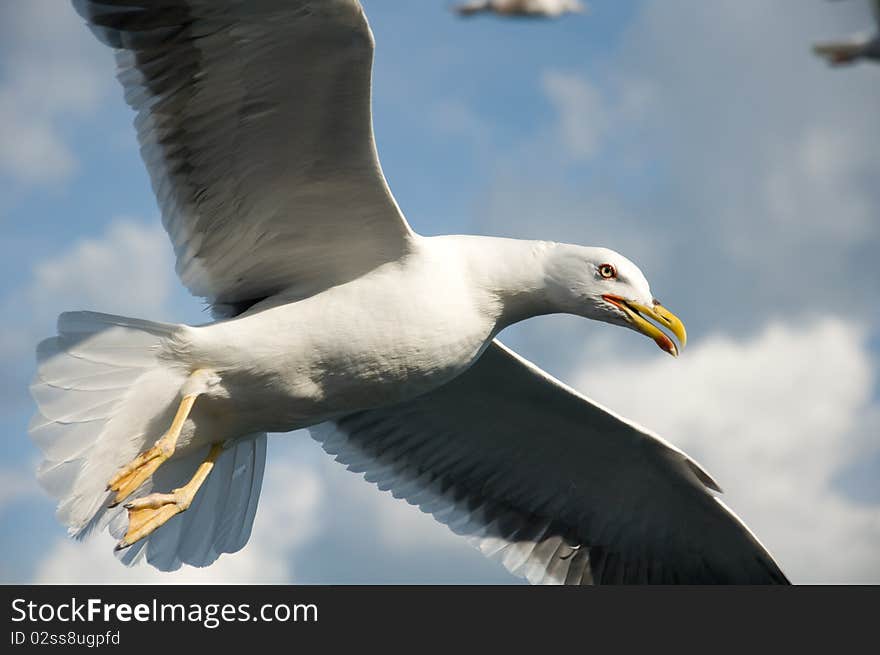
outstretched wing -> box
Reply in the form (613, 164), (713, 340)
(73, 0), (413, 310)
(313, 341), (789, 584)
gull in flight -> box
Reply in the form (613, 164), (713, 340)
(31, 0), (789, 584)
(454, 0), (587, 19)
(813, 0), (880, 65)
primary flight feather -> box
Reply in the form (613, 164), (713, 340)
(30, 0), (789, 584)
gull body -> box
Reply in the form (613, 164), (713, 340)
(175, 235), (502, 441)
(167, 237), (651, 445)
(30, 0), (790, 583)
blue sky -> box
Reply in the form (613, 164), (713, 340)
(1, 0), (878, 583)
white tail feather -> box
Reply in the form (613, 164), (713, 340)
(31, 311), (267, 571)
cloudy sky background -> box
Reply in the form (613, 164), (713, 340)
(1, 0), (878, 584)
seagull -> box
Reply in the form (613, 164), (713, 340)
(454, 0), (587, 19)
(813, 0), (880, 65)
(31, 0), (789, 584)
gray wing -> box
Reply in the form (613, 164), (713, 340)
(312, 342), (789, 584)
(73, 0), (412, 309)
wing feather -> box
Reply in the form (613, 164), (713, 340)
(73, 0), (412, 309)
(312, 341), (789, 584)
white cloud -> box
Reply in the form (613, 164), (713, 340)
(574, 317), (880, 583)
(0, 1), (112, 185)
(762, 125), (874, 243)
(478, 1), (880, 334)
(541, 71), (609, 161)
(0, 218), (176, 365)
(27, 219), (175, 322)
(611, 0), (880, 287)
(33, 460), (324, 584)
(470, 0), (880, 402)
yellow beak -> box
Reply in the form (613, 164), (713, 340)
(602, 295), (687, 357)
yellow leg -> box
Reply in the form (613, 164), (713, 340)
(107, 368), (219, 507)
(115, 443), (223, 550)
(106, 393), (198, 506)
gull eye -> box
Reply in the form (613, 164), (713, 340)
(598, 263), (617, 279)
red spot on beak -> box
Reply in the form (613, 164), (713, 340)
(655, 334), (676, 356)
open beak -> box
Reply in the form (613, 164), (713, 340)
(602, 295), (687, 357)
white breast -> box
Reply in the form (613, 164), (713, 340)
(182, 236), (497, 431)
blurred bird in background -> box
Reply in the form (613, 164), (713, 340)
(454, 0), (587, 19)
(814, 0), (880, 65)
